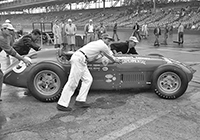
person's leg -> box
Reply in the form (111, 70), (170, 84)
(181, 32), (184, 44)
(116, 32), (120, 41)
(154, 35), (158, 46)
(157, 36), (160, 46)
(178, 32), (181, 45)
(76, 68), (93, 102)
(0, 69), (3, 101)
(72, 44), (75, 51)
(57, 55), (83, 108)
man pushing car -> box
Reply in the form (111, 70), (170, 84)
(13, 29), (41, 55)
(0, 23), (31, 101)
(57, 33), (121, 111)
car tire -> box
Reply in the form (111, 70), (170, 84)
(152, 65), (188, 99)
(27, 63), (67, 102)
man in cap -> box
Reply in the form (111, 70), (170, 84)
(110, 36), (139, 55)
(65, 19), (77, 51)
(5, 19), (11, 23)
(13, 29), (41, 55)
(84, 19), (95, 44)
(0, 23), (31, 101)
(96, 22), (107, 39)
(57, 33), (121, 111)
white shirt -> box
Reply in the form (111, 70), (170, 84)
(88, 24), (94, 33)
(178, 25), (184, 33)
(79, 40), (114, 61)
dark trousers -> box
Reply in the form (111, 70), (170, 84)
(154, 35), (160, 46)
(132, 31), (141, 41)
(178, 32), (184, 44)
(112, 31), (119, 41)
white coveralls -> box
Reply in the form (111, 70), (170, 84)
(53, 24), (62, 45)
(58, 40), (114, 107)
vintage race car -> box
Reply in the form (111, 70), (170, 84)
(3, 48), (196, 102)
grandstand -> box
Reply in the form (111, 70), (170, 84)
(0, 0), (200, 30)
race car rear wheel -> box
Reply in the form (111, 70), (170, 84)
(27, 63), (67, 102)
(152, 65), (188, 99)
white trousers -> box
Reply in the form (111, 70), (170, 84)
(58, 51), (93, 107)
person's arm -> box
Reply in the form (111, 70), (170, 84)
(101, 51), (121, 63)
(0, 39), (31, 66)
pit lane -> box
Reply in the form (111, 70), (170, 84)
(0, 30), (200, 140)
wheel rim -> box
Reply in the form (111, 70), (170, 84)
(157, 72), (181, 94)
(34, 70), (61, 96)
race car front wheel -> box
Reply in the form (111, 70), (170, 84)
(152, 65), (188, 99)
(27, 63), (67, 102)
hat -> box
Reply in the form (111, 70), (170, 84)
(31, 29), (41, 35)
(129, 36), (139, 43)
(5, 19), (11, 23)
(68, 19), (72, 22)
(89, 19), (93, 22)
(1, 23), (15, 31)
(101, 33), (114, 41)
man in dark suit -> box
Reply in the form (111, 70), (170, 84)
(110, 36), (139, 55)
(13, 29), (41, 55)
(154, 24), (161, 46)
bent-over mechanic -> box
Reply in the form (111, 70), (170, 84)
(57, 33), (121, 111)
(0, 23), (31, 101)
(110, 36), (139, 55)
(13, 29), (41, 55)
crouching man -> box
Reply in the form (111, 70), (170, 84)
(13, 29), (41, 55)
(110, 36), (139, 55)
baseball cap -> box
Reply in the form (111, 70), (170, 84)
(5, 19), (11, 23)
(129, 36), (139, 43)
(68, 19), (72, 22)
(89, 19), (93, 22)
(1, 23), (15, 31)
(101, 33), (114, 41)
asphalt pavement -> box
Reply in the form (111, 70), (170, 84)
(0, 30), (200, 140)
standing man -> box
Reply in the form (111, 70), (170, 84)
(96, 22), (107, 39)
(154, 24), (161, 47)
(13, 29), (41, 55)
(57, 34), (121, 111)
(163, 24), (169, 45)
(4, 19), (16, 58)
(84, 19), (95, 44)
(65, 19), (77, 51)
(141, 22), (148, 39)
(178, 22), (184, 45)
(60, 19), (68, 51)
(112, 22), (120, 41)
(53, 19), (62, 48)
(110, 36), (139, 55)
(132, 21), (141, 42)
(0, 23), (31, 101)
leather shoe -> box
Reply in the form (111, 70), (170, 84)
(57, 104), (72, 111)
(74, 101), (90, 108)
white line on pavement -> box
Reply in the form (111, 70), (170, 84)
(97, 110), (171, 140)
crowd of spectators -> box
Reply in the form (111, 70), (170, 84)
(1, 1), (200, 31)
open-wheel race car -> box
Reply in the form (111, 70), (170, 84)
(3, 48), (196, 102)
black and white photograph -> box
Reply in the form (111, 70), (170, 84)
(0, 0), (200, 140)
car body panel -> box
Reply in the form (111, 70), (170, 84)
(3, 48), (195, 91)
